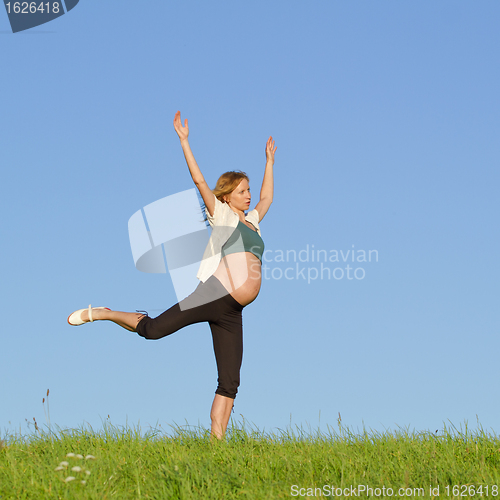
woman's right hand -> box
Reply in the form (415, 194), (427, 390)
(173, 110), (189, 142)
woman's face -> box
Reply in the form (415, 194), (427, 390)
(225, 178), (251, 212)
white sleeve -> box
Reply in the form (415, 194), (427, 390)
(206, 195), (224, 227)
(245, 209), (261, 234)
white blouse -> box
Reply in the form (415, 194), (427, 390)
(196, 194), (261, 282)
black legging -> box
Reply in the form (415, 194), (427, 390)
(136, 276), (245, 399)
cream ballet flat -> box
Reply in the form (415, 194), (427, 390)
(67, 305), (110, 326)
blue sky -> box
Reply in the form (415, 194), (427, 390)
(1, 0), (499, 437)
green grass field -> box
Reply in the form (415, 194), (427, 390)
(1, 420), (499, 499)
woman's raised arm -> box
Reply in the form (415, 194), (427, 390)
(254, 136), (276, 222)
(173, 111), (215, 217)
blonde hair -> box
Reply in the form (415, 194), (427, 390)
(212, 171), (249, 203)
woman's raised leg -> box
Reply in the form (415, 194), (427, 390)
(78, 308), (146, 332)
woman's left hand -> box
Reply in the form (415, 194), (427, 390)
(265, 136), (277, 164)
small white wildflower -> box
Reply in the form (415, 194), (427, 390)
(59, 461), (69, 467)
(71, 466), (82, 473)
(66, 453), (75, 458)
(65, 476), (76, 483)
(85, 454), (96, 460)
(174, 465), (179, 471)
(54, 466), (64, 471)
(85, 470), (91, 476)
(76, 454), (83, 459)
(81, 480), (86, 485)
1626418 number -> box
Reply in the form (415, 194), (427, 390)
(5, 2), (61, 14)
(445, 485), (499, 496)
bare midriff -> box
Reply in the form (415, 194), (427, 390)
(212, 251), (262, 307)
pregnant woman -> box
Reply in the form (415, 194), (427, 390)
(68, 111), (276, 439)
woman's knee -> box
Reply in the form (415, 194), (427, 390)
(215, 374), (240, 399)
(136, 316), (166, 340)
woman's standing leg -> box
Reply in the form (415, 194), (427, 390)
(210, 395), (235, 440)
(209, 294), (244, 440)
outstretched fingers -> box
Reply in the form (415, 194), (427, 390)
(174, 110), (189, 140)
(266, 136), (277, 156)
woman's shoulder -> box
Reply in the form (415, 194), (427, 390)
(208, 197), (237, 225)
(245, 208), (259, 223)
(244, 209), (261, 234)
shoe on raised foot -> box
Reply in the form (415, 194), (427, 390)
(67, 305), (110, 326)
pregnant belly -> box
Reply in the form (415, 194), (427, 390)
(212, 252), (262, 307)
